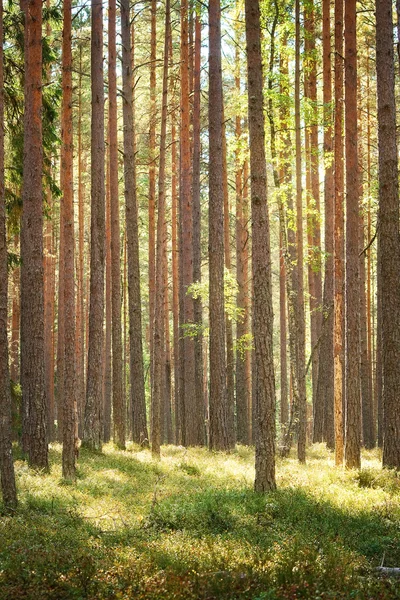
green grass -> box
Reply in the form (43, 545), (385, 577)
(1, 443), (400, 599)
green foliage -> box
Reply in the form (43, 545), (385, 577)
(1, 445), (400, 599)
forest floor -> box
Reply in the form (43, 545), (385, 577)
(1, 444), (400, 599)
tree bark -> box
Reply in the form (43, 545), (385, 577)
(192, 9), (205, 446)
(245, 0), (276, 491)
(83, 0), (105, 451)
(208, 0), (229, 451)
(376, 0), (400, 469)
(316, 0), (334, 450)
(20, 0), (48, 469)
(294, 0), (307, 464)
(334, 0), (344, 467)
(180, 0), (199, 446)
(108, 0), (125, 449)
(344, 0), (361, 470)
(61, 0), (77, 479)
(121, 0), (149, 447)
(152, 0), (170, 459)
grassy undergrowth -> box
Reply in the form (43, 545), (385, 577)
(1, 444), (400, 599)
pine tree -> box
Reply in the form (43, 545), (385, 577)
(20, 0), (48, 469)
(376, 0), (400, 469)
(245, 0), (276, 491)
(83, 0), (106, 451)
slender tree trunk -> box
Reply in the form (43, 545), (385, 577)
(360, 208), (374, 449)
(170, 46), (180, 443)
(61, 0), (77, 479)
(152, 0), (170, 459)
(44, 190), (55, 442)
(192, 9), (205, 446)
(243, 160), (252, 443)
(180, 0), (199, 446)
(279, 228), (288, 429)
(83, 0), (105, 451)
(163, 218), (173, 444)
(208, 0), (229, 451)
(148, 0), (156, 384)
(245, 0), (276, 491)
(366, 61), (375, 446)
(376, 0), (400, 469)
(295, 0), (307, 464)
(316, 0), (334, 450)
(121, 0), (149, 447)
(235, 22), (250, 444)
(108, 0), (125, 449)
(344, 0), (361, 470)
(103, 141), (112, 442)
(20, 0), (48, 468)
(304, 0), (322, 426)
(10, 234), (20, 385)
(56, 196), (65, 442)
(75, 45), (85, 439)
(334, 0), (345, 466)
(0, 0), (17, 506)
(222, 117), (235, 448)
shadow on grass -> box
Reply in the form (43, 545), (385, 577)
(3, 447), (400, 599)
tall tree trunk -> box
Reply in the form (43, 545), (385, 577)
(304, 0), (322, 427)
(44, 3), (55, 443)
(108, 0), (125, 449)
(83, 0), (105, 451)
(56, 196), (65, 442)
(103, 141), (112, 442)
(235, 20), (250, 444)
(180, 0), (199, 446)
(245, 0), (276, 491)
(0, 0), (17, 507)
(148, 0), (156, 385)
(222, 117), (235, 448)
(163, 218), (173, 444)
(192, 8), (205, 445)
(316, 0), (334, 450)
(344, 0), (361, 470)
(208, 0), (229, 451)
(121, 0), (149, 447)
(334, 0), (345, 466)
(61, 0), (77, 479)
(360, 208), (374, 449)
(75, 45), (85, 439)
(20, 0), (48, 468)
(10, 234), (20, 385)
(170, 38), (180, 443)
(152, 0), (170, 459)
(294, 0), (307, 464)
(376, 0), (400, 469)
(44, 189), (55, 442)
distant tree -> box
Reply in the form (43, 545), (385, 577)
(333, 0), (344, 467)
(0, 0), (17, 507)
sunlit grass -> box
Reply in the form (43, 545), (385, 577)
(1, 443), (400, 599)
